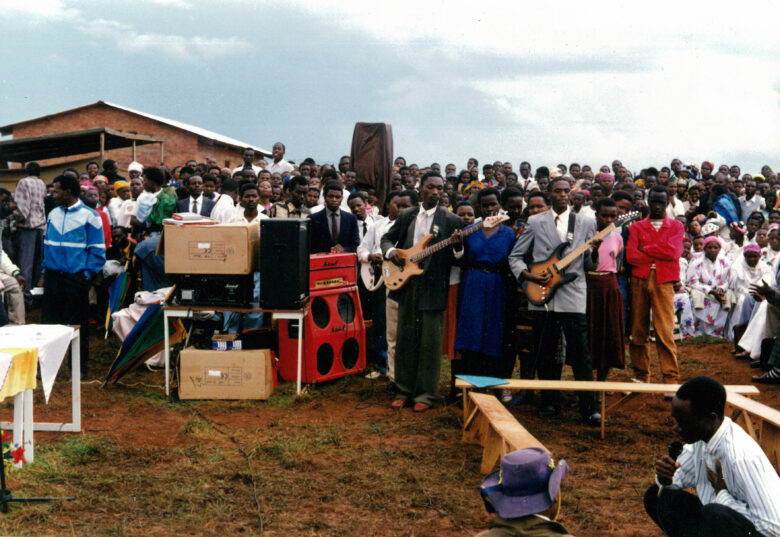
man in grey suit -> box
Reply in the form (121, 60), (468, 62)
(509, 177), (602, 425)
(381, 172), (462, 412)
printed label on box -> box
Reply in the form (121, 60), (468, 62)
(203, 367), (243, 386)
(188, 241), (227, 260)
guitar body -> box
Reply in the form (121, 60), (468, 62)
(522, 242), (578, 306)
(360, 260), (384, 291)
(382, 234), (433, 291)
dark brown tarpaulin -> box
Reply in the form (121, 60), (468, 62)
(350, 122), (393, 212)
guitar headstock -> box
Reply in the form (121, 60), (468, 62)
(616, 211), (641, 228)
(483, 214), (510, 228)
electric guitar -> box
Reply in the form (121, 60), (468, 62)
(383, 214), (509, 291)
(522, 211), (640, 306)
(359, 259), (384, 291)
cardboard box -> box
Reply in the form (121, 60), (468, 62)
(178, 348), (274, 400)
(162, 223), (260, 274)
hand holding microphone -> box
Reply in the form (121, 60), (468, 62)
(656, 441), (684, 487)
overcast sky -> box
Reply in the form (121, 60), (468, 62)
(1, 0), (779, 173)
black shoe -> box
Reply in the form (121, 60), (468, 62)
(538, 405), (560, 418)
(749, 360), (764, 369)
(753, 369), (780, 384)
(583, 412), (602, 427)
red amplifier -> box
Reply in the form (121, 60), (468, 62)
(309, 253), (357, 291)
(277, 286), (366, 383)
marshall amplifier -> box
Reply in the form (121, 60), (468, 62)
(174, 274), (254, 307)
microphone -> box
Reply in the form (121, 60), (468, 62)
(659, 441), (684, 486)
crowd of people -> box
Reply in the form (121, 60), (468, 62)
(1, 147), (780, 537)
(1, 149), (779, 398)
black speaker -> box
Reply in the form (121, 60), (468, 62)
(260, 218), (310, 309)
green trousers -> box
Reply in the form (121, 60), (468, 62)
(394, 279), (444, 406)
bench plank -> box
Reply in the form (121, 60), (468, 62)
(464, 392), (548, 473)
(726, 392), (780, 470)
(455, 379), (759, 395)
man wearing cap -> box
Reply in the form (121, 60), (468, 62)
(478, 448), (572, 537)
(127, 161), (143, 181)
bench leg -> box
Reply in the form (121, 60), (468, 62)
(601, 391), (606, 440)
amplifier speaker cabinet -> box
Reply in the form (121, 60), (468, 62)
(277, 286), (366, 383)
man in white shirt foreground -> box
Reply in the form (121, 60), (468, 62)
(646, 376), (780, 537)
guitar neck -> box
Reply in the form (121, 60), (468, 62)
(410, 220), (483, 262)
(556, 223), (616, 270)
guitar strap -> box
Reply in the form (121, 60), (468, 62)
(566, 212), (576, 243)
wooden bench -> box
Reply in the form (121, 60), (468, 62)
(455, 379), (760, 440)
(462, 391), (549, 473)
(725, 392), (780, 470)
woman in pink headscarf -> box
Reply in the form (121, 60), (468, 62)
(685, 236), (730, 337)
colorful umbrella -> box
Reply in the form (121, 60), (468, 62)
(105, 271), (131, 338)
(104, 304), (186, 384)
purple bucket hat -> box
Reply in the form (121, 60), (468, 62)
(480, 448), (569, 519)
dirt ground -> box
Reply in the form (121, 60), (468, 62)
(0, 327), (778, 537)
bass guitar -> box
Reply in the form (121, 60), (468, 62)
(383, 214), (509, 291)
(522, 211), (640, 306)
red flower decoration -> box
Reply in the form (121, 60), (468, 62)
(10, 446), (24, 464)
(1, 431), (9, 444)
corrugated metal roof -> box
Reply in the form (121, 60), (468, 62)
(0, 100), (271, 156)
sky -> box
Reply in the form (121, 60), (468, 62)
(1, 0), (779, 173)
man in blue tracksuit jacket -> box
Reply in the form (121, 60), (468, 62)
(41, 173), (105, 376)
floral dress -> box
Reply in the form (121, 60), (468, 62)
(674, 257), (696, 340)
(685, 255), (730, 337)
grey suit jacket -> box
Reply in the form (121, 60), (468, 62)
(508, 209), (596, 313)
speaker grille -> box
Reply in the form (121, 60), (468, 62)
(337, 293), (355, 324)
(342, 338), (359, 369)
(311, 296), (330, 329)
(316, 343), (335, 376)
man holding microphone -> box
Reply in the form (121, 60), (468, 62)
(645, 376), (780, 536)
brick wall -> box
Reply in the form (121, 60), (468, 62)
(9, 103), (244, 172)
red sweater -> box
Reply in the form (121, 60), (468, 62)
(626, 216), (684, 283)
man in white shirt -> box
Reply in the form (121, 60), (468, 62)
(647, 376), (780, 537)
(232, 147), (262, 177)
(265, 142), (294, 176)
(739, 179), (765, 221)
(348, 192), (374, 242)
(358, 191), (416, 381)
(210, 179), (239, 224)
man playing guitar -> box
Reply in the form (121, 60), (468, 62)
(508, 177), (602, 425)
(381, 173), (462, 412)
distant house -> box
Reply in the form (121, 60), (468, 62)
(0, 100), (270, 187)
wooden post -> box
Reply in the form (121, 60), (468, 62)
(160, 142), (164, 165)
(99, 132), (105, 164)
(132, 140), (136, 161)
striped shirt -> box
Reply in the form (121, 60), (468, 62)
(13, 176), (47, 229)
(42, 200), (106, 279)
(672, 417), (780, 536)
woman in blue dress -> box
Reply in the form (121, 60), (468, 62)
(455, 188), (517, 378)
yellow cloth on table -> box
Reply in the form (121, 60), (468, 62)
(0, 348), (38, 402)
